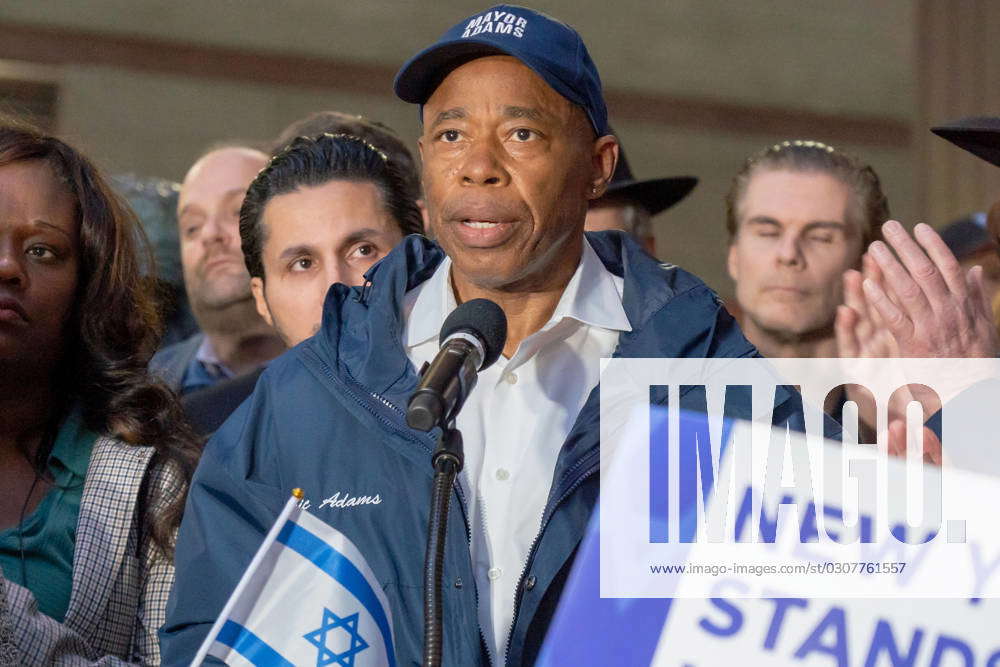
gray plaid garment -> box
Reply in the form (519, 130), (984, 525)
(0, 586), (16, 666)
(0, 436), (183, 666)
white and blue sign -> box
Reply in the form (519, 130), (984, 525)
(542, 388), (1000, 665)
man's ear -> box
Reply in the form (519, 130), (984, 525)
(588, 135), (619, 200)
(416, 137), (434, 237)
(641, 234), (656, 257)
(417, 199), (430, 235)
(726, 242), (740, 282)
(250, 276), (274, 328)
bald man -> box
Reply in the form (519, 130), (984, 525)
(150, 146), (284, 395)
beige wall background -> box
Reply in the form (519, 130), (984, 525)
(916, 0), (1000, 230)
(0, 1), (931, 296)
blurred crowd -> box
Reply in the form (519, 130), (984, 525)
(0, 4), (998, 666)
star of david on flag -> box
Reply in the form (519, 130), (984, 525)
(303, 609), (369, 667)
(192, 492), (396, 666)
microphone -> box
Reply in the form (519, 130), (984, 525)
(406, 298), (507, 432)
(413, 299), (505, 667)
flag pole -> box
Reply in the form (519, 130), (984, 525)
(189, 488), (305, 667)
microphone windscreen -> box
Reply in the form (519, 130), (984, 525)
(439, 298), (507, 370)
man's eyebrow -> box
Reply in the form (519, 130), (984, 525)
(222, 187), (250, 202)
(746, 217), (851, 235)
(802, 220), (848, 232)
(278, 243), (316, 261)
(746, 216), (782, 226)
(33, 220), (73, 240)
(339, 228), (381, 250)
(178, 189), (248, 218)
(177, 203), (203, 220)
(503, 105), (545, 122)
(430, 107), (467, 130)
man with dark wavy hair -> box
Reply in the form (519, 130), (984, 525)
(271, 110), (422, 211)
(242, 133), (424, 348)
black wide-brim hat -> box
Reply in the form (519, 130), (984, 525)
(931, 116), (1000, 168)
(598, 142), (697, 216)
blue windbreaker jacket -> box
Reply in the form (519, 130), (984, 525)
(160, 232), (803, 666)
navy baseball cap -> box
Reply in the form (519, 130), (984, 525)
(394, 5), (610, 137)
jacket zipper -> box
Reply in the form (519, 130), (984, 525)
(503, 371), (658, 661)
(305, 346), (433, 452)
(365, 386), (493, 665)
(307, 347), (492, 663)
(474, 488), (499, 666)
(370, 390), (406, 419)
(501, 351), (646, 662)
(502, 448), (599, 664)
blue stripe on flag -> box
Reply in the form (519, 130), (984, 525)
(216, 620), (294, 667)
(277, 521), (397, 667)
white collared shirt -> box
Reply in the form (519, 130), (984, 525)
(402, 238), (631, 660)
(194, 336), (236, 380)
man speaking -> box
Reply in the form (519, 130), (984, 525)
(161, 6), (794, 665)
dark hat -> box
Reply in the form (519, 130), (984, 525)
(940, 212), (994, 261)
(394, 5), (609, 137)
(931, 116), (1000, 168)
(596, 143), (697, 216)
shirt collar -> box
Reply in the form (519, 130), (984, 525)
(194, 336), (236, 380)
(48, 405), (95, 478)
(403, 237), (631, 349)
(403, 254), (457, 348)
(557, 235), (632, 333)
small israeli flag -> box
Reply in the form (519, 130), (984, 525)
(192, 491), (395, 667)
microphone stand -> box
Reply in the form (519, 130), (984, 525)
(423, 422), (464, 667)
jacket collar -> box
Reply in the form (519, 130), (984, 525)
(312, 235), (444, 407)
(310, 230), (698, 409)
(402, 237), (632, 351)
(64, 437), (155, 640)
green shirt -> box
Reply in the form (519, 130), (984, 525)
(0, 408), (96, 621)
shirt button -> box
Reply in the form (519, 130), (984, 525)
(487, 567), (503, 581)
(454, 577), (463, 589)
(524, 575), (537, 591)
(495, 468), (510, 481)
(505, 372), (518, 385)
